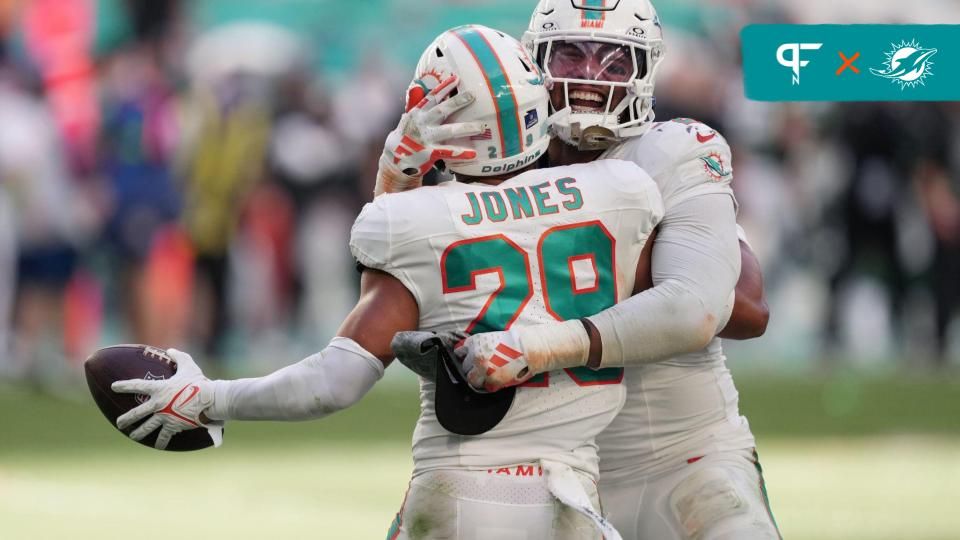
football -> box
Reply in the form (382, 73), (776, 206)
(84, 344), (216, 451)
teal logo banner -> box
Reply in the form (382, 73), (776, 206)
(742, 25), (960, 101)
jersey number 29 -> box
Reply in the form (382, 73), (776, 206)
(440, 220), (622, 386)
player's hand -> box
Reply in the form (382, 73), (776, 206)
(458, 330), (536, 392)
(391, 330), (469, 380)
(111, 349), (223, 450)
(376, 75), (484, 196)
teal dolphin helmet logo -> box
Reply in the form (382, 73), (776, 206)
(870, 39), (937, 89)
(700, 152), (731, 181)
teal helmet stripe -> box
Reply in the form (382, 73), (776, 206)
(582, 0), (606, 21)
(453, 27), (523, 158)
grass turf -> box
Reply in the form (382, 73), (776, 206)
(2, 373), (959, 539)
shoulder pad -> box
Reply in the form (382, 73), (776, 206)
(604, 118), (733, 209)
(649, 118), (729, 155)
(609, 119), (731, 172)
(349, 197), (393, 270)
(349, 188), (449, 271)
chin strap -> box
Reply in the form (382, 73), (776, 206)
(548, 106), (623, 152)
(577, 125), (620, 151)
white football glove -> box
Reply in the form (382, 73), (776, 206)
(112, 348), (223, 450)
(375, 74), (484, 196)
(459, 330), (534, 392)
(459, 320), (593, 392)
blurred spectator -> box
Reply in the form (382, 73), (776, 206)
(333, 49), (406, 197)
(124, 0), (181, 45)
(98, 42), (183, 348)
(22, 0), (99, 172)
(178, 71), (271, 361)
(911, 103), (960, 366)
(0, 52), (83, 384)
(0, 0), (956, 380)
(819, 104), (915, 358)
(267, 70), (354, 346)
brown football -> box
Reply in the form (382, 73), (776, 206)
(84, 345), (215, 451)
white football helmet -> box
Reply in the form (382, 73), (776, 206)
(408, 25), (550, 177)
(522, 0), (665, 150)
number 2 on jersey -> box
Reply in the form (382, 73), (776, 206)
(440, 220), (623, 386)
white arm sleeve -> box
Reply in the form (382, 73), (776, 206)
(713, 224), (751, 332)
(204, 337), (385, 421)
(736, 223), (751, 248)
(587, 193), (741, 367)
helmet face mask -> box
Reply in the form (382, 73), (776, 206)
(407, 25), (551, 177)
(523, 0), (665, 150)
(546, 41), (641, 84)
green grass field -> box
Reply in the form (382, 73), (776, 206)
(2, 373), (959, 539)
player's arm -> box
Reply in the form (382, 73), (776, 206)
(110, 269), (418, 448)
(718, 236), (769, 340)
(462, 193), (741, 390)
(582, 225), (657, 362)
(202, 269), (417, 422)
(582, 192), (740, 367)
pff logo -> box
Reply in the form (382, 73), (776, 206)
(777, 43), (823, 85)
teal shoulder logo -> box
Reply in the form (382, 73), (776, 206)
(870, 39), (937, 89)
(700, 152), (731, 181)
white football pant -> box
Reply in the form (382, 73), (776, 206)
(600, 449), (781, 540)
(387, 465), (604, 539)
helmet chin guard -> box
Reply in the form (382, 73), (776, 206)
(577, 124), (622, 151)
(547, 107), (619, 151)
(523, 0), (665, 150)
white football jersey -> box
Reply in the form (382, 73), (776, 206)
(351, 159), (663, 480)
(602, 118), (736, 210)
(598, 119), (756, 478)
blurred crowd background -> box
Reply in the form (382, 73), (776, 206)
(2, 0), (959, 391)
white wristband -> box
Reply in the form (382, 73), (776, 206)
(515, 319), (590, 373)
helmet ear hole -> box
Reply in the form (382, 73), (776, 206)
(435, 47), (444, 57)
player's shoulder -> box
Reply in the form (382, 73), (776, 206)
(610, 118), (731, 168)
(626, 118), (729, 154)
(349, 186), (453, 268)
(607, 118), (734, 199)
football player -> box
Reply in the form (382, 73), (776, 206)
(114, 25), (665, 539)
(378, 2), (780, 539)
